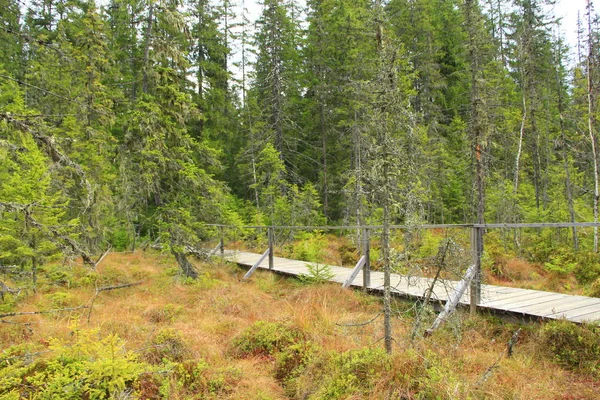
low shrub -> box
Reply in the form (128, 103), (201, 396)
(540, 320), (600, 374)
(298, 263), (334, 284)
(0, 330), (149, 399)
(294, 347), (392, 399)
(143, 328), (190, 364)
(160, 359), (242, 398)
(587, 278), (600, 298)
(143, 303), (184, 323)
(231, 321), (305, 358)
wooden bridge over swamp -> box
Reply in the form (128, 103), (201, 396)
(207, 223), (600, 324)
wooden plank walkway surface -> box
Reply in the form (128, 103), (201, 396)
(224, 250), (600, 323)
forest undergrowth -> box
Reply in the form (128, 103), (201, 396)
(1, 250), (599, 399)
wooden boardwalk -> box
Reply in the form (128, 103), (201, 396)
(224, 250), (600, 324)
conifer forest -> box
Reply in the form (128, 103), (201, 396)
(2, 0), (600, 275)
(5, 1), (600, 399)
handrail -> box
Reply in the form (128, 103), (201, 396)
(206, 222), (600, 230)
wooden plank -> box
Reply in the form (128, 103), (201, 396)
(553, 303), (600, 319)
(225, 250), (600, 323)
(512, 297), (598, 315)
(479, 291), (558, 308)
(570, 310), (600, 323)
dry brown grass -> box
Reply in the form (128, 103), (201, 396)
(1, 251), (598, 399)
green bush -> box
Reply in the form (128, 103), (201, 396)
(143, 328), (190, 364)
(291, 232), (326, 263)
(298, 263), (334, 284)
(541, 320), (600, 374)
(274, 341), (318, 381)
(231, 321), (305, 357)
(573, 252), (600, 284)
(0, 330), (150, 399)
(46, 291), (77, 308)
(587, 278), (600, 298)
(301, 347), (392, 399)
(163, 360), (242, 397)
(108, 227), (132, 252)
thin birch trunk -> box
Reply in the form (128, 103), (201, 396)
(587, 2), (599, 252)
(514, 95), (526, 194)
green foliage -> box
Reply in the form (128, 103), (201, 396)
(274, 341), (319, 395)
(231, 321), (305, 358)
(298, 347), (393, 399)
(46, 291), (77, 308)
(587, 278), (600, 298)
(0, 330), (149, 399)
(143, 303), (184, 324)
(0, 78), (69, 270)
(298, 263), (335, 284)
(290, 232), (326, 263)
(143, 328), (190, 364)
(164, 360), (243, 398)
(107, 228), (131, 252)
(541, 321), (600, 375)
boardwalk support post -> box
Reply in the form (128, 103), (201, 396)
(219, 226), (224, 255)
(342, 256), (366, 289)
(470, 225), (482, 314)
(426, 263), (477, 335)
(208, 243), (221, 257)
(363, 227), (371, 289)
(242, 248), (270, 280)
(219, 226), (225, 263)
(268, 227), (274, 270)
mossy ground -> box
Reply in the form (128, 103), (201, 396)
(0, 250), (598, 399)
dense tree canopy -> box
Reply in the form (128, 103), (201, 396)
(2, 0), (600, 275)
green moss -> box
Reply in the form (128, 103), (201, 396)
(232, 321), (305, 357)
(541, 320), (600, 375)
(304, 348), (392, 399)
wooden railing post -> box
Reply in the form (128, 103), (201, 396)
(470, 225), (482, 314)
(219, 225), (225, 262)
(363, 227), (371, 289)
(268, 226), (274, 270)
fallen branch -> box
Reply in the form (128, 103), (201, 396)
(97, 281), (143, 293)
(411, 241), (451, 341)
(0, 201), (95, 267)
(0, 350), (51, 365)
(475, 328), (521, 386)
(0, 280), (21, 301)
(0, 319), (34, 334)
(0, 306), (89, 319)
(93, 246), (112, 270)
(87, 281), (143, 323)
(336, 313), (381, 327)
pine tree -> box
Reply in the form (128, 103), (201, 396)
(118, 0), (227, 277)
(252, 0), (304, 179)
(0, 0), (24, 78)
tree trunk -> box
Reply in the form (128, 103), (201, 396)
(554, 40), (578, 250)
(142, 3), (154, 94)
(382, 148), (392, 355)
(514, 94), (526, 195)
(173, 250), (199, 279)
(587, 3), (599, 252)
(320, 101), (329, 221)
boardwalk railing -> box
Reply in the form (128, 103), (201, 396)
(205, 222), (600, 310)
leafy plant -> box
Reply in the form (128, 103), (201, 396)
(541, 320), (600, 375)
(231, 321), (305, 358)
(298, 263), (335, 284)
(0, 330), (150, 399)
